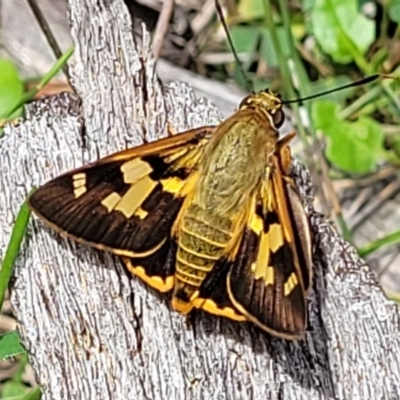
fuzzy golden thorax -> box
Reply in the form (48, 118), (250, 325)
(193, 89), (284, 216)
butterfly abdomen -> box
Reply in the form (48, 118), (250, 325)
(176, 205), (232, 287)
(171, 117), (273, 312)
(171, 204), (234, 312)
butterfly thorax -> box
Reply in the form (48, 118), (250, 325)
(172, 109), (279, 312)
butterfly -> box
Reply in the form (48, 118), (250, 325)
(28, 89), (312, 339)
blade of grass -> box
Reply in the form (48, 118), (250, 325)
(0, 193), (32, 310)
(385, 291), (400, 303)
(358, 229), (400, 257)
(264, 0), (351, 237)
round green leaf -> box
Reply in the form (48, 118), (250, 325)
(311, 0), (375, 63)
(2, 381), (28, 398)
(313, 100), (385, 173)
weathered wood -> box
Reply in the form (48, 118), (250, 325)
(1, 0), (400, 399)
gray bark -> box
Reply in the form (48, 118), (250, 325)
(1, 0), (400, 399)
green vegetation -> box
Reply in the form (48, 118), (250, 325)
(207, 0), (400, 249)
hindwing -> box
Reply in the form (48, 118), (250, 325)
(225, 149), (312, 339)
(178, 136), (312, 339)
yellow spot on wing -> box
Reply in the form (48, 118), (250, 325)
(269, 223), (284, 252)
(121, 158), (152, 184)
(194, 298), (246, 321)
(101, 192), (121, 212)
(134, 208), (148, 219)
(116, 176), (156, 218)
(265, 266), (274, 285)
(124, 259), (174, 292)
(74, 186), (86, 198)
(161, 177), (185, 195)
(250, 213), (263, 235)
(284, 272), (298, 296)
(172, 285), (200, 314)
(172, 296), (194, 314)
(72, 173), (87, 198)
(101, 178), (155, 218)
(252, 232), (271, 282)
(73, 172), (86, 181)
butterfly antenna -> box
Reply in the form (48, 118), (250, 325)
(282, 73), (396, 104)
(215, 0), (253, 93)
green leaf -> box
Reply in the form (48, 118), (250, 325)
(250, 77), (273, 92)
(22, 387), (42, 400)
(229, 25), (260, 54)
(2, 380), (28, 398)
(310, 0), (374, 64)
(237, 0), (265, 21)
(306, 75), (353, 102)
(389, 0), (400, 23)
(0, 59), (24, 120)
(1, 384), (41, 400)
(302, 0), (316, 9)
(0, 331), (26, 359)
(260, 27), (293, 68)
(313, 100), (385, 173)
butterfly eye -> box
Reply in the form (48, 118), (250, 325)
(272, 109), (285, 128)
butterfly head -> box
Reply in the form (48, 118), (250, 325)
(239, 90), (285, 130)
